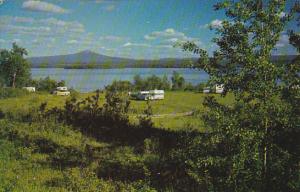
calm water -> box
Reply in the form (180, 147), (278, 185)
(31, 68), (209, 92)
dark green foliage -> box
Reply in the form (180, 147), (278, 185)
(138, 100), (154, 128)
(0, 43), (31, 88)
(105, 80), (133, 92)
(29, 76), (66, 92)
(171, 71), (185, 90)
(0, 87), (29, 99)
(44, 90), (130, 135)
(133, 74), (171, 91)
(97, 147), (151, 182)
(181, 0), (300, 191)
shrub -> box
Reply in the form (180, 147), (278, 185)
(97, 146), (150, 182)
(133, 74), (171, 91)
(105, 80), (133, 92)
(0, 87), (29, 99)
(29, 76), (65, 92)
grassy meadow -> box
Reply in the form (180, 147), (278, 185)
(0, 89), (236, 191)
(0, 91), (234, 131)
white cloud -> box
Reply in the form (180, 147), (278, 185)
(99, 35), (125, 42)
(144, 28), (185, 40)
(14, 16), (35, 23)
(122, 42), (151, 47)
(0, 16), (85, 37)
(0, 24), (51, 35)
(12, 39), (21, 43)
(22, 0), (69, 14)
(144, 28), (201, 48)
(144, 34), (156, 40)
(32, 39), (40, 44)
(0, 39), (6, 43)
(205, 19), (223, 29)
(164, 38), (179, 43)
(156, 45), (173, 49)
(67, 39), (79, 44)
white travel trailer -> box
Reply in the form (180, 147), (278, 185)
(215, 84), (224, 94)
(57, 87), (68, 91)
(136, 90), (164, 100)
(22, 87), (36, 92)
(149, 90), (164, 100)
(53, 87), (70, 96)
(203, 87), (210, 94)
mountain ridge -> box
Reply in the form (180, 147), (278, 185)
(27, 50), (298, 69)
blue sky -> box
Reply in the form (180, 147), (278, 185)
(0, 0), (298, 59)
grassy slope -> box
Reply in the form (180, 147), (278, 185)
(0, 91), (234, 191)
(0, 91), (234, 131)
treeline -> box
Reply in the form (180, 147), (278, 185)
(35, 59), (195, 69)
(105, 71), (207, 92)
(0, 43), (66, 93)
(27, 77), (66, 92)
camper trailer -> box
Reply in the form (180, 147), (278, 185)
(215, 84), (224, 94)
(53, 87), (70, 96)
(136, 90), (164, 100)
(203, 87), (210, 94)
(149, 90), (164, 100)
(22, 87), (36, 92)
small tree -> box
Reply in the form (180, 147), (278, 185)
(171, 71), (185, 90)
(138, 100), (154, 128)
(0, 43), (30, 88)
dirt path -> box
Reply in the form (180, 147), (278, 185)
(131, 111), (194, 119)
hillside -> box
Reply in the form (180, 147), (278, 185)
(27, 50), (197, 68)
(27, 50), (298, 69)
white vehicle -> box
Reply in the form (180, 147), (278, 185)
(22, 87), (36, 92)
(56, 87), (68, 91)
(136, 90), (164, 100)
(53, 87), (70, 96)
(215, 84), (224, 94)
(203, 87), (210, 94)
(149, 90), (164, 100)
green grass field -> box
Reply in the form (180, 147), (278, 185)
(0, 91), (234, 131)
(0, 90), (234, 191)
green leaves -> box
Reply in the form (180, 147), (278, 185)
(180, 0), (300, 191)
(0, 43), (30, 88)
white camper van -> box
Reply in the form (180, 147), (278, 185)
(22, 87), (36, 92)
(215, 84), (224, 94)
(136, 90), (164, 100)
(149, 90), (164, 100)
(53, 87), (70, 96)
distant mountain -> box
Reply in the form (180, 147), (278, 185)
(27, 50), (298, 68)
(27, 50), (197, 68)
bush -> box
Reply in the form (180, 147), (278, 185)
(0, 87), (29, 99)
(105, 80), (133, 92)
(97, 146), (150, 182)
(29, 76), (65, 92)
(133, 74), (171, 91)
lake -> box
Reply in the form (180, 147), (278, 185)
(31, 68), (209, 92)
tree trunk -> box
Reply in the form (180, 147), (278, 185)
(263, 118), (269, 191)
(12, 72), (16, 88)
